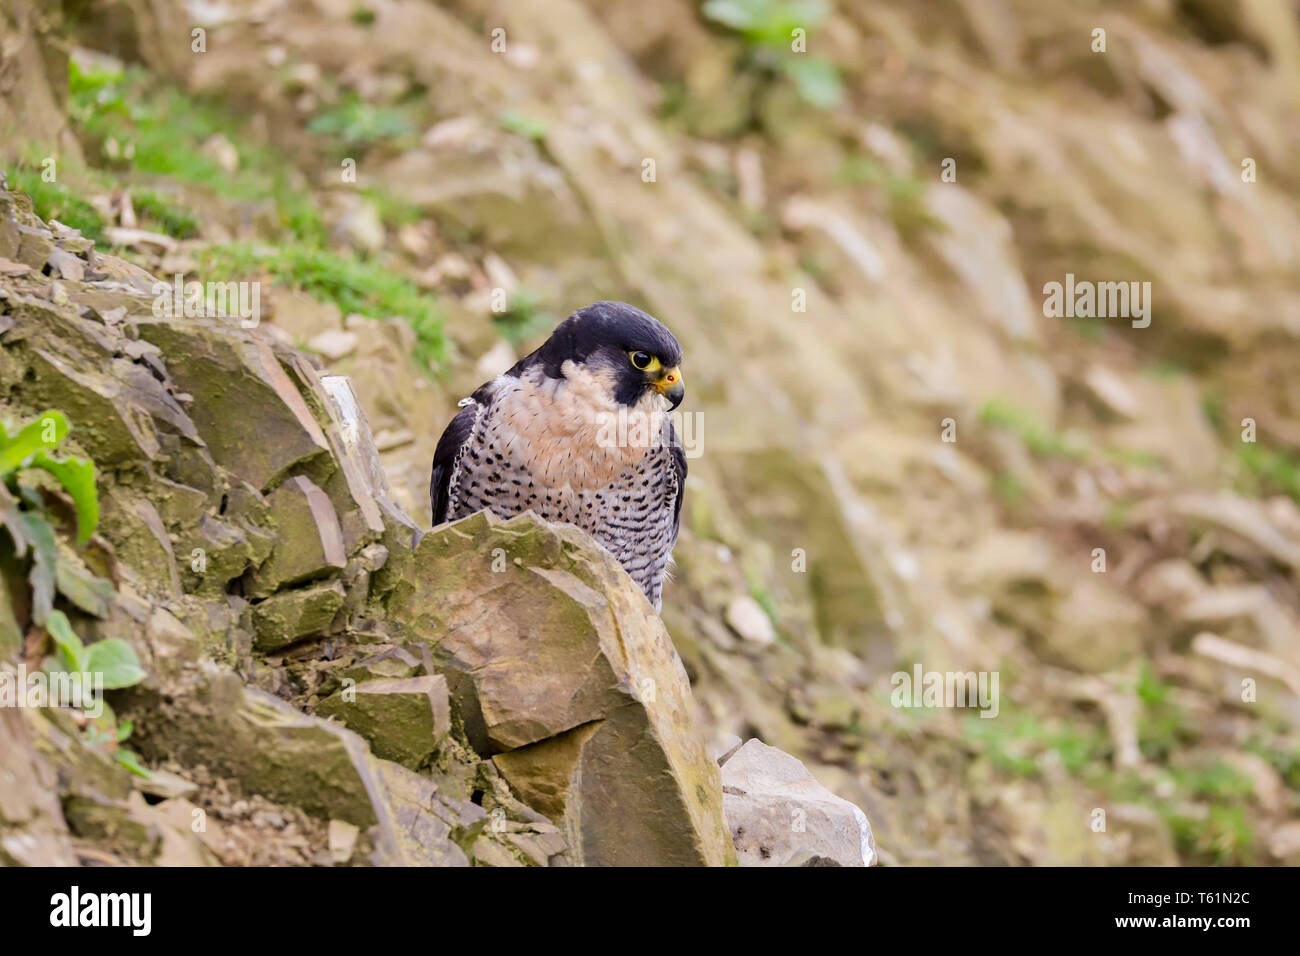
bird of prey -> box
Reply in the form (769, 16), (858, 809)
(430, 301), (687, 611)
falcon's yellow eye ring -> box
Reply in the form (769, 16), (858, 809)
(630, 350), (656, 371)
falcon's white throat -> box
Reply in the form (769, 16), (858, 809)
(490, 361), (669, 492)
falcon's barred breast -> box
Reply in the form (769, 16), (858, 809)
(430, 301), (687, 610)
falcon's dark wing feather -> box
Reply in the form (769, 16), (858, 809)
(428, 405), (473, 526)
(668, 421), (687, 543)
(429, 384), (494, 526)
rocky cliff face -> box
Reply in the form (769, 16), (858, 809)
(0, 186), (748, 865)
(3, 0), (1300, 866)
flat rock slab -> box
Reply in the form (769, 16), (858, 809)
(247, 475), (346, 597)
(316, 675), (451, 769)
(134, 319), (332, 491)
(251, 578), (346, 650)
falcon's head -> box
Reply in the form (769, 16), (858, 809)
(523, 301), (685, 410)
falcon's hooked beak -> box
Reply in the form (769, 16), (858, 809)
(652, 367), (685, 410)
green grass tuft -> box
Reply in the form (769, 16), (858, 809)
(1237, 442), (1300, 503)
(1136, 662), (1195, 762)
(1167, 804), (1254, 865)
(308, 94), (416, 148)
(7, 168), (105, 242)
(131, 190), (201, 239)
(199, 242), (444, 370)
(980, 399), (1086, 460)
(962, 708), (1110, 779)
(69, 58), (327, 245)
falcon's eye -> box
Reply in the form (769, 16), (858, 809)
(630, 351), (654, 370)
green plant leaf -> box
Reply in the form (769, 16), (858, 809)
(0, 410), (69, 474)
(499, 110), (548, 142)
(45, 609), (87, 673)
(83, 637), (147, 689)
(116, 719), (133, 742)
(15, 509), (58, 625)
(114, 748), (151, 779)
(702, 0), (827, 46)
(0, 482), (27, 557)
(29, 450), (98, 545)
(783, 55), (842, 109)
(55, 557), (114, 618)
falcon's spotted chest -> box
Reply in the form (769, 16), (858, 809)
(430, 302), (687, 610)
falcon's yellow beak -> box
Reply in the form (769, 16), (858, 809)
(652, 367), (685, 410)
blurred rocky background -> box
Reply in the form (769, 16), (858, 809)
(2, 0), (1299, 865)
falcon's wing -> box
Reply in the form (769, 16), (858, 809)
(429, 383), (494, 526)
(668, 420), (687, 545)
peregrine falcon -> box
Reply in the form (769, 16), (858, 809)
(430, 301), (687, 611)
